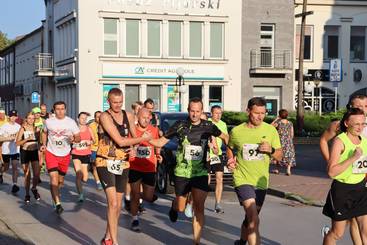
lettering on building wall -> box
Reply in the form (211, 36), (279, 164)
(107, 0), (221, 10)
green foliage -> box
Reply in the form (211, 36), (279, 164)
(0, 31), (13, 51)
(222, 110), (346, 136)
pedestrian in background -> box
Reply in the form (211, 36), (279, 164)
(271, 109), (296, 175)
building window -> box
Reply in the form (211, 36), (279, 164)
(104, 19), (118, 55)
(189, 85), (202, 99)
(209, 86), (223, 107)
(350, 26), (366, 61)
(296, 25), (313, 60)
(125, 85), (140, 111)
(260, 24), (275, 67)
(147, 20), (161, 57)
(169, 21), (182, 57)
(147, 85), (161, 110)
(189, 22), (203, 58)
(210, 22), (224, 58)
(324, 26), (339, 59)
(126, 19), (140, 56)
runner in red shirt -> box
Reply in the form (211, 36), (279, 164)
(129, 108), (162, 232)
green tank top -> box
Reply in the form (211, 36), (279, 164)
(334, 133), (367, 184)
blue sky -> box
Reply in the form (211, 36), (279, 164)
(0, 0), (45, 39)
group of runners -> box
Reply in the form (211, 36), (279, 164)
(3, 87), (367, 245)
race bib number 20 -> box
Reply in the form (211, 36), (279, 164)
(242, 144), (264, 161)
(352, 155), (367, 174)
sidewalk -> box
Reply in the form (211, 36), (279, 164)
(268, 168), (332, 207)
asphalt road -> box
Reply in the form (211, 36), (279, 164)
(0, 164), (352, 245)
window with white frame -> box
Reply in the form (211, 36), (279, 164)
(189, 22), (203, 58)
(104, 18), (118, 56)
(296, 25), (313, 60)
(125, 85), (140, 111)
(210, 22), (224, 58)
(147, 85), (161, 110)
(209, 86), (223, 107)
(260, 24), (275, 67)
(126, 19), (140, 56)
(169, 21), (182, 57)
(324, 26), (339, 59)
(147, 20), (161, 57)
(350, 26), (366, 61)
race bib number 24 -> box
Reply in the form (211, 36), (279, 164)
(352, 155), (367, 174)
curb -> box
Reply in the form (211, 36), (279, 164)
(268, 188), (324, 208)
(0, 209), (35, 245)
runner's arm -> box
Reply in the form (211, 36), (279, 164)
(327, 137), (358, 177)
(16, 128), (27, 146)
(149, 136), (169, 148)
(100, 112), (151, 147)
(40, 130), (48, 151)
(88, 127), (96, 144)
(127, 111), (138, 138)
(271, 148), (283, 162)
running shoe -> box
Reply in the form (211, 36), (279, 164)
(24, 195), (31, 204)
(97, 182), (103, 191)
(138, 203), (146, 213)
(55, 204), (64, 215)
(78, 193), (85, 203)
(124, 198), (131, 212)
(31, 188), (41, 201)
(11, 184), (20, 194)
(100, 238), (113, 245)
(131, 219), (141, 232)
(184, 203), (193, 218)
(214, 203), (224, 214)
(168, 201), (178, 222)
(321, 225), (330, 237)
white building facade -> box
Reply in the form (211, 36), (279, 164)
(294, 0), (367, 113)
(42, 0), (242, 118)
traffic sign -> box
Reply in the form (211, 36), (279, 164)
(31, 91), (40, 104)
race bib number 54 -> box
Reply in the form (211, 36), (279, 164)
(242, 144), (264, 161)
(184, 145), (203, 161)
(352, 155), (367, 174)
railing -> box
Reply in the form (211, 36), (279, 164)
(250, 49), (292, 70)
(35, 53), (53, 72)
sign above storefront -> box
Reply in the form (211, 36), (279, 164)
(107, 0), (221, 10)
(102, 63), (225, 81)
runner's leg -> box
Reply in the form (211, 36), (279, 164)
(81, 162), (89, 183)
(323, 220), (347, 245)
(215, 171), (223, 205)
(105, 187), (122, 244)
(142, 183), (155, 202)
(31, 160), (40, 189)
(130, 179), (142, 217)
(191, 187), (208, 244)
(241, 198), (260, 245)
(350, 218), (362, 245)
(22, 163), (30, 196)
(11, 159), (19, 185)
(73, 159), (83, 194)
(356, 215), (367, 244)
(49, 171), (60, 204)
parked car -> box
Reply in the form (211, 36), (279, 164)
(153, 112), (233, 194)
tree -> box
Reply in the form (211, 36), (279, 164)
(0, 31), (12, 51)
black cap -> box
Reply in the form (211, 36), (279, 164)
(9, 110), (17, 117)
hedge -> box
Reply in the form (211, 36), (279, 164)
(222, 110), (346, 136)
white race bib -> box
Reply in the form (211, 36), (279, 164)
(184, 145), (203, 161)
(136, 146), (152, 159)
(106, 160), (128, 175)
(352, 155), (367, 174)
(51, 136), (67, 149)
(242, 144), (264, 161)
(73, 140), (89, 150)
(24, 131), (35, 140)
(210, 155), (221, 165)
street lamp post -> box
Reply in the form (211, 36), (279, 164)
(176, 67), (185, 112)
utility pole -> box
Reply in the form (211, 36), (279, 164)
(295, 0), (313, 135)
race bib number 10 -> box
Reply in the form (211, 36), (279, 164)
(242, 144), (264, 161)
(352, 155), (367, 174)
(184, 145), (203, 161)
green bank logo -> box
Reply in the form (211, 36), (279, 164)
(135, 67), (145, 74)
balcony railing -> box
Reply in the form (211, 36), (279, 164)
(34, 53), (54, 76)
(250, 49), (292, 74)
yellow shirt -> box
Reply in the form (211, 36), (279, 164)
(0, 117), (8, 127)
(89, 122), (99, 151)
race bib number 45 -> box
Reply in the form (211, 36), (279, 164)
(106, 160), (129, 175)
(136, 146), (152, 159)
(184, 145), (203, 161)
(352, 156), (367, 174)
(242, 144), (264, 161)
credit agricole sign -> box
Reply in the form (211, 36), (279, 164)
(107, 0), (221, 10)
